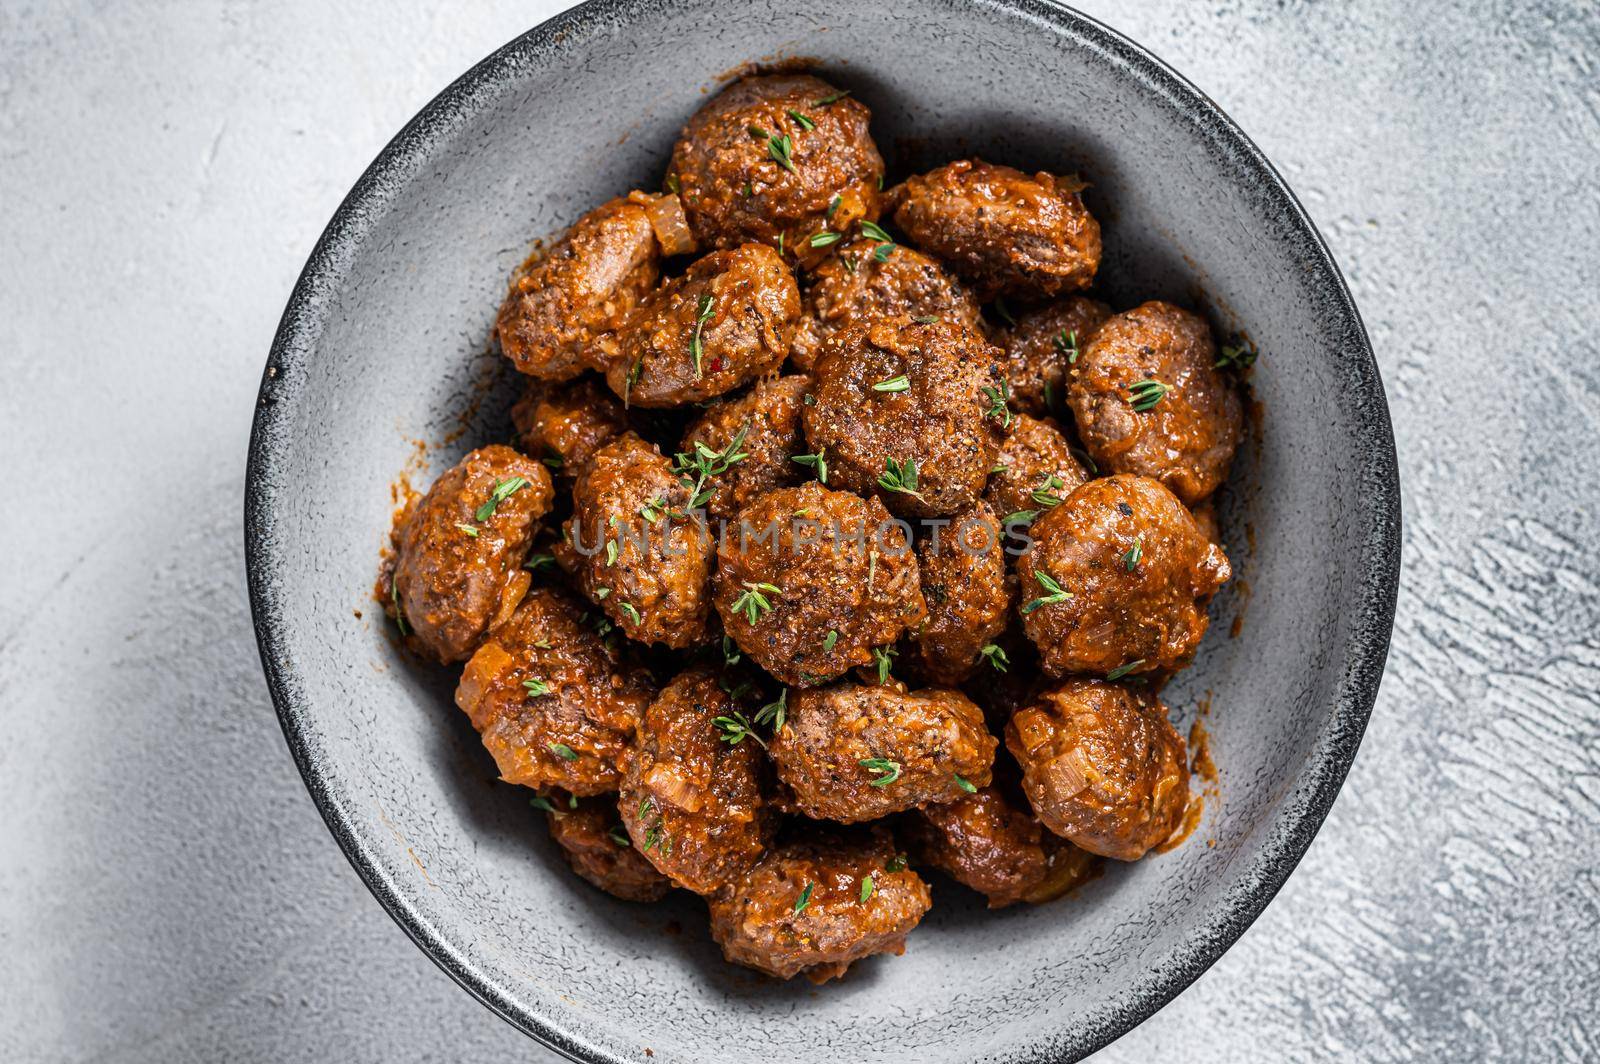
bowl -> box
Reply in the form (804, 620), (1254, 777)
(245, 1), (1401, 1060)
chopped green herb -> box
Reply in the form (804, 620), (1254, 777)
(619, 601), (642, 626)
(913, 314), (942, 324)
(532, 639), (553, 650)
(1127, 378), (1169, 412)
(1124, 536), (1143, 571)
(786, 108), (816, 131)
(1030, 474), (1067, 509)
(672, 424), (749, 511)
(1022, 570), (1072, 615)
(1003, 509), (1040, 526)
(794, 882), (816, 913)
(1054, 328), (1080, 365)
(1106, 659), (1146, 681)
(456, 522), (479, 538)
(841, 253), (858, 274)
(639, 496), (668, 524)
(522, 677), (552, 697)
(731, 581), (782, 625)
(860, 757), (902, 787)
(540, 455), (563, 470)
(827, 194), (842, 218)
(822, 629), (839, 653)
(809, 229), (843, 248)
(886, 854), (907, 873)
(766, 132), (797, 174)
(1071, 447), (1099, 475)
(594, 586), (611, 601)
(529, 795), (560, 814)
(791, 448), (828, 484)
(608, 826), (631, 848)
(390, 578), (409, 636)
(954, 774), (977, 794)
(877, 456), (924, 500)
(872, 645), (896, 684)
(753, 689), (788, 732)
(548, 742), (579, 762)
(689, 293), (714, 379)
(714, 709), (767, 749)
(859, 874), (876, 904)
(980, 643), (1010, 672)
(872, 374), (911, 394)
(603, 539), (619, 567)
(814, 88), (852, 106)
(475, 476), (530, 522)
(1215, 342), (1258, 370)
(859, 219), (895, 261)
(981, 381), (1013, 427)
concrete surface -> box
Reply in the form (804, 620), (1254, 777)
(1, 1), (1596, 1061)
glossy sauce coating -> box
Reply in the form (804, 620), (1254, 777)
(679, 374), (811, 522)
(565, 432), (714, 649)
(510, 376), (627, 477)
(998, 295), (1111, 417)
(393, 445), (554, 663)
(604, 243), (799, 408)
(667, 75), (883, 264)
(889, 159), (1101, 299)
(455, 585), (654, 794)
(803, 315), (1006, 518)
(904, 785), (1047, 908)
(914, 502), (1013, 685)
(707, 826), (930, 982)
(982, 412), (1092, 524)
(1005, 678), (1189, 860)
(1068, 301), (1243, 504)
(618, 666), (774, 894)
(713, 481), (925, 686)
(1018, 474), (1230, 678)
(496, 194), (661, 380)
(768, 681), (996, 822)
(789, 237), (981, 371)
(545, 793), (673, 902)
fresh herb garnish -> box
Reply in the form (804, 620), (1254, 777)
(594, 586), (611, 600)
(1055, 328), (1080, 365)
(1124, 536), (1143, 571)
(1127, 379), (1169, 412)
(794, 882), (816, 913)
(791, 448), (828, 483)
(859, 874), (876, 903)
(548, 742), (579, 762)
(809, 229), (842, 248)
(872, 645), (896, 684)
(768, 133), (797, 173)
(786, 108), (816, 131)
(475, 476), (530, 522)
(731, 581), (782, 625)
(1022, 570), (1072, 614)
(877, 456), (924, 500)
(619, 601), (642, 626)
(753, 688), (788, 732)
(859, 219), (895, 262)
(672, 423), (749, 510)
(860, 757), (901, 787)
(639, 496), (668, 524)
(979, 643), (1009, 672)
(603, 539), (619, 567)
(522, 677), (552, 697)
(981, 381), (1012, 427)
(886, 854), (907, 873)
(913, 314), (942, 324)
(1215, 342), (1258, 370)
(689, 293), (714, 379)
(1106, 659), (1146, 681)
(827, 194), (842, 219)
(1030, 474), (1066, 509)
(608, 826), (631, 848)
(540, 455), (563, 470)
(821, 629), (839, 653)
(390, 577), (409, 636)
(814, 88), (852, 106)
(1003, 509), (1040, 526)
(872, 374), (911, 394)
(529, 795), (560, 814)
(954, 774), (977, 794)
(456, 522), (479, 538)
(714, 709), (767, 749)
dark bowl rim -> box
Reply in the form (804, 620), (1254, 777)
(244, 1), (1402, 1060)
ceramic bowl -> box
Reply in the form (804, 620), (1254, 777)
(246, 1), (1401, 1060)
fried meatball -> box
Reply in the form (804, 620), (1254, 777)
(667, 75), (883, 263)
(707, 826), (930, 982)
(618, 666), (774, 894)
(1005, 679), (1189, 860)
(769, 681), (996, 822)
(803, 315), (1006, 518)
(1068, 301), (1243, 504)
(997, 295), (1111, 417)
(1018, 474), (1230, 678)
(904, 785), (1047, 908)
(544, 793), (672, 902)
(790, 237), (981, 370)
(679, 374), (811, 522)
(914, 503), (1012, 684)
(496, 194), (661, 381)
(889, 159), (1101, 299)
(603, 243), (800, 408)
(510, 376), (627, 476)
(983, 412), (1092, 525)
(393, 445), (555, 663)
(713, 481), (925, 687)
(565, 432), (714, 649)
(456, 585), (654, 795)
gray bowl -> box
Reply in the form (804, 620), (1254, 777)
(245, 1), (1400, 1060)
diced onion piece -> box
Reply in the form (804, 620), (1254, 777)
(645, 192), (697, 257)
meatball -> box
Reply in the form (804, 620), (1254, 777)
(618, 666), (774, 894)
(679, 374), (811, 522)
(803, 315), (1007, 518)
(604, 243), (800, 408)
(983, 412), (1092, 523)
(1005, 679), (1189, 860)
(914, 503), (1012, 685)
(904, 785), (1047, 908)
(790, 237), (981, 371)
(510, 376), (627, 476)
(1018, 474), (1230, 678)
(713, 481), (925, 687)
(1068, 301), (1243, 504)
(889, 159), (1101, 299)
(544, 793), (672, 902)
(997, 295), (1111, 417)
(392, 445), (555, 663)
(496, 194), (661, 381)
(455, 585), (654, 795)
(667, 74), (884, 264)
(769, 681), (996, 822)
(707, 826), (930, 982)
(565, 432), (714, 648)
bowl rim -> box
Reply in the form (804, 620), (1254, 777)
(244, 1), (1402, 1060)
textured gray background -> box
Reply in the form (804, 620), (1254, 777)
(2, 1), (1596, 1061)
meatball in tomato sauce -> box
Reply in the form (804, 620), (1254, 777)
(982, 412), (1091, 525)
(392, 445), (554, 664)
(1018, 474), (1230, 679)
(1068, 301), (1243, 505)
(679, 374), (811, 523)
(510, 376), (627, 477)
(913, 502), (1012, 685)
(544, 792), (673, 902)
(997, 295), (1111, 418)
